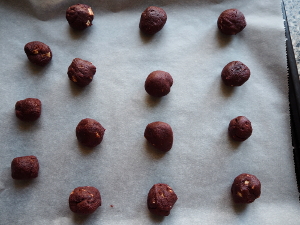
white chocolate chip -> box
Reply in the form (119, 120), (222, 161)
(167, 186), (173, 193)
(86, 20), (91, 26)
(71, 76), (77, 82)
(88, 8), (94, 16)
(45, 52), (51, 57)
(237, 192), (242, 197)
(41, 52), (51, 58)
(244, 180), (249, 185)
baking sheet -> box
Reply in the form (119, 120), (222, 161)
(283, 0), (300, 194)
(0, 0), (300, 224)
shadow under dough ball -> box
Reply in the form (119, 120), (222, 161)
(24, 41), (52, 66)
(228, 116), (252, 142)
(147, 183), (178, 216)
(68, 58), (96, 87)
(145, 70), (173, 97)
(69, 186), (101, 214)
(231, 173), (261, 203)
(66, 3), (94, 30)
(11, 155), (39, 180)
(221, 61), (250, 86)
(144, 121), (173, 152)
(217, 8), (246, 35)
(76, 118), (105, 148)
(139, 6), (167, 35)
(15, 98), (41, 121)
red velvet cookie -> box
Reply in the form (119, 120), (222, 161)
(139, 6), (167, 35)
(76, 118), (105, 147)
(24, 41), (52, 66)
(231, 173), (261, 203)
(147, 183), (178, 216)
(217, 9), (246, 35)
(145, 70), (173, 97)
(69, 186), (101, 214)
(144, 121), (173, 152)
(66, 4), (94, 30)
(68, 58), (96, 87)
(228, 116), (252, 142)
(15, 98), (41, 121)
(11, 155), (39, 180)
(221, 61), (250, 86)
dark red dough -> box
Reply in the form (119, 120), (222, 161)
(221, 61), (250, 86)
(11, 155), (39, 180)
(139, 6), (167, 35)
(145, 70), (173, 97)
(228, 116), (252, 142)
(24, 41), (52, 66)
(144, 121), (173, 152)
(231, 173), (261, 203)
(15, 98), (42, 121)
(76, 118), (105, 147)
(69, 186), (101, 214)
(147, 183), (178, 216)
(67, 58), (96, 87)
(217, 8), (246, 35)
(66, 4), (94, 30)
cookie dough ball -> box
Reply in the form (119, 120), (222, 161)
(217, 9), (246, 35)
(69, 186), (101, 214)
(147, 183), (178, 216)
(68, 58), (96, 87)
(145, 70), (173, 97)
(24, 41), (52, 66)
(231, 173), (261, 203)
(66, 4), (94, 30)
(76, 118), (105, 147)
(228, 116), (252, 142)
(11, 155), (39, 180)
(139, 6), (167, 35)
(144, 121), (173, 152)
(221, 61), (250, 86)
(15, 98), (42, 121)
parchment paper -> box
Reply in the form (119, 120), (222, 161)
(0, 0), (299, 224)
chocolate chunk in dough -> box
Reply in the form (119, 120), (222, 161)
(15, 98), (42, 121)
(221, 61), (250, 86)
(145, 70), (173, 97)
(217, 9), (246, 35)
(69, 186), (101, 214)
(231, 173), (261, 203)
(24, 41), (52, 66)
(76, 118), (105, 147)
(68, 58), (96, 87)
(147, 183), (178, 216)
(66, 4), (94, 30)
(11, 155), (39, 180)
(228, 116), (252, 142)
(139, 6), (167, 35)
(144, 121), (173, 152)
